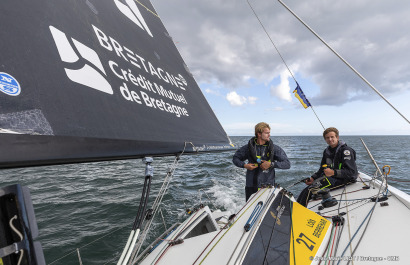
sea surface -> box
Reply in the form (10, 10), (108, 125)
(1, 135), (410, 265)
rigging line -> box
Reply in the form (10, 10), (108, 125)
(262, 191), (285, 264)
(346, 176), (390, 265)
(153, 244), (172, 265)
(289, 200), (297, 265)
(174, 208), (204, 240)
(332, 221), (345, 265)
(308, 184), (363, 210)
(277, 0), (410, 125)
(134, 0), (159, 18)
(360, 138), (383, 178)
(150, 210), (202, 265)
(337, 185), (347, 216)
(324, 224), (336, 265)
(344, 191), (354, 265)
(345, 207), (376, 265)
(138, 142), (192, 245)
(197, 188), (270, 265)
(317, 225), (333, 265)
(357, 173), (368, 186)
(198, 188), (218, 210)
(319, 199), (371, 216)
(233, 187), (277, 264)
(247, 0), (326, 130)
(311, 106), (325, 130)
(328, 186), (346, 265)
(328, 224), (339, 265)
(227, 199), (265, 264)
(336, 183), (383, 265)
(132, 142), (189, 259)
(309, 195), (367, 210)
(305, 187), (313, 207)
(247, 0), (296, 83)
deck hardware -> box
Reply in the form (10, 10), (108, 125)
(317, 188), (338, 208)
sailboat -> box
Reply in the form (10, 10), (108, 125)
(1, 1), (409, 265)
(0, 0), (233, 264)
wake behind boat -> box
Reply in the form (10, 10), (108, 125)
(1, 1), (409, 265)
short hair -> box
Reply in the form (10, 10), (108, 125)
(323, 127), (339, 138)
(255, 122), (270, 137)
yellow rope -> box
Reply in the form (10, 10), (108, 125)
(134, 0), (159, 18)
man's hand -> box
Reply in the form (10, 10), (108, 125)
(244, 163), (258, 170)
(260, 160), (271, 170)
(324, 168), (335, 177)
(305, 177), (314, 185)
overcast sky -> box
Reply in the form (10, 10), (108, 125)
(151, 0), (410, 135)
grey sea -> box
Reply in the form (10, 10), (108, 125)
(2, 135), (410, 265)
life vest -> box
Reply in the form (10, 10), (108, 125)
(324, 140), (356, 169)
(247, 137), (275, 164)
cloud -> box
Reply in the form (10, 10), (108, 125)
(205, 88), (221, 96)
(248, 96), (257, 105)
(226, 91), (258, 106)
(270, 70), (294, 102)
(226, 91), (246, 106)
(264, 107), (284, 112)
(152, 0), (410, 106)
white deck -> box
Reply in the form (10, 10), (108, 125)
(306, 172), (410, 264)
(139, 187), (282, 265)
(138, 172), (410, 264)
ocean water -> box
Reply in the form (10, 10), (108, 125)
(1, 135), (409, 264)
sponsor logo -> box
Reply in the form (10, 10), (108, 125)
(48, 22), (190, 118)
(0, 72), (21, 96)
(178, 74), (187, 86)
(114, 0), (153, 37)
(49, 26), (113, 94)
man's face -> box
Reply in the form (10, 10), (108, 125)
(258, 128), (271, 142)
(324, 131), (339, 148)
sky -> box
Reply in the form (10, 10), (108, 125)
(151, 0), (410, 136)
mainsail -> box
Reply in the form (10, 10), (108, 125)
(0, 0), (233, 169)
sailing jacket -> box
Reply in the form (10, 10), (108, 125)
(233, 137), (290, 187)
(312, 140), (358, 181)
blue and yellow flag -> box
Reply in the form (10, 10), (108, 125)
(293, 83), (311, 109)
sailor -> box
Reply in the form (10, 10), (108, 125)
(233, 122), (290, 201)
(297, 127), (358, 207)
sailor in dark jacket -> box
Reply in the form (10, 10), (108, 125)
(233, 122), (290, 201)
(297, 127), (358, 206)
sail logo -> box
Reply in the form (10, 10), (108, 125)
(0, 72), (21, 96)
(49, 26), (113, 94)
(114, 0), (153, 37)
